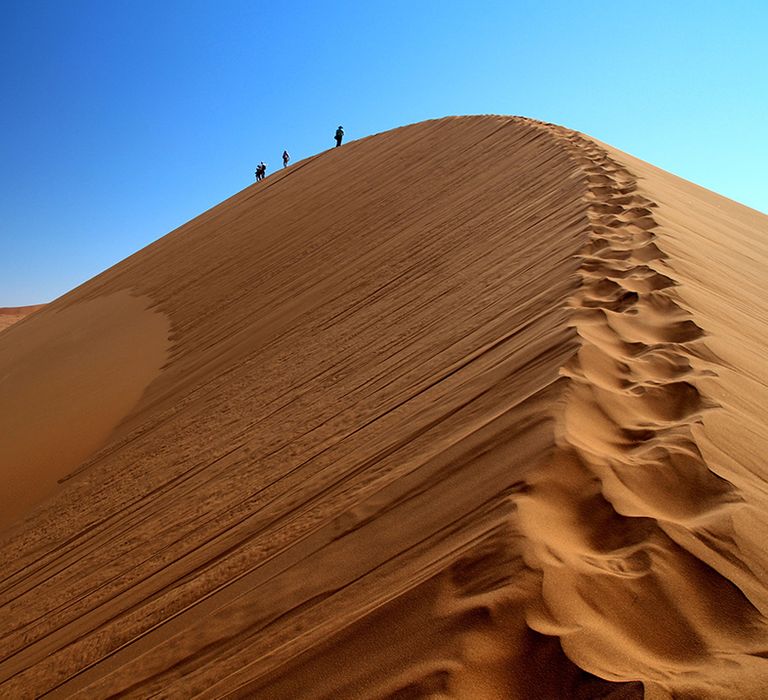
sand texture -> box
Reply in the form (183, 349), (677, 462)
(0, 116), (766, 698)
(0, 305), (44, 333)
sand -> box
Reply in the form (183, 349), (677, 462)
(0, 292), (169, 529)
(0, 116), (766, 698)
(0, 305), (44, 333)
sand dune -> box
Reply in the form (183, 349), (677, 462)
(0, 116), (766, 698)
(0, 292), (168, 530)
(0, 305), (44, 333)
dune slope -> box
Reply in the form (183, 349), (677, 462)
(0, 305), (44, 333)
(0, 116), (766, 699)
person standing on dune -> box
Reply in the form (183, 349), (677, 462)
(334, 126), (344, 147)
(282, 150), (290, 168)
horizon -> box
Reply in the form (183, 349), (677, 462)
(2, 0), (766, 306)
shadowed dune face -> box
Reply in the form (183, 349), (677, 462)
(0, 116), (767, 699)
(0, 292), (169, 530)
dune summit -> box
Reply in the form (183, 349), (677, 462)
(1, 116), (767, 699)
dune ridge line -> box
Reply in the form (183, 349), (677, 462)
(517, 121), (766, 696)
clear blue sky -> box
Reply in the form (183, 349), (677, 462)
(1, 0), (766, 305)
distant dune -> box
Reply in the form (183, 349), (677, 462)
(0, 304), (44, 333)
(1, 116), (766, 699)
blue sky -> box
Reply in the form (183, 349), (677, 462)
(1, 0), (766, 305)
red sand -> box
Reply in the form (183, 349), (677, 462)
(0, 117), (766, 698)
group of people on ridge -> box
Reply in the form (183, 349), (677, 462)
(254, 126), (344, 183)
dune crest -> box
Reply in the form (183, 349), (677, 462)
(0, 116), (766, 698)
(519, 125), (768, 697)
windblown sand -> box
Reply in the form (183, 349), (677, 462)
(1, 116), (766, 699)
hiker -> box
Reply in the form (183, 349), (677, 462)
(255, 162), (266, 181)
(334, 125), (344, 147)
(282, 150), (290, 168)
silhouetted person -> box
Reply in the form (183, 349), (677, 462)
(282, 150), (290, 168)
(255, 162), (267, 181)
(335, 126), (344, 147)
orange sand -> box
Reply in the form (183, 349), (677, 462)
(0, 291), (169, 529)
(0, 305), (44, 333)
(0, 116), (766, 698)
